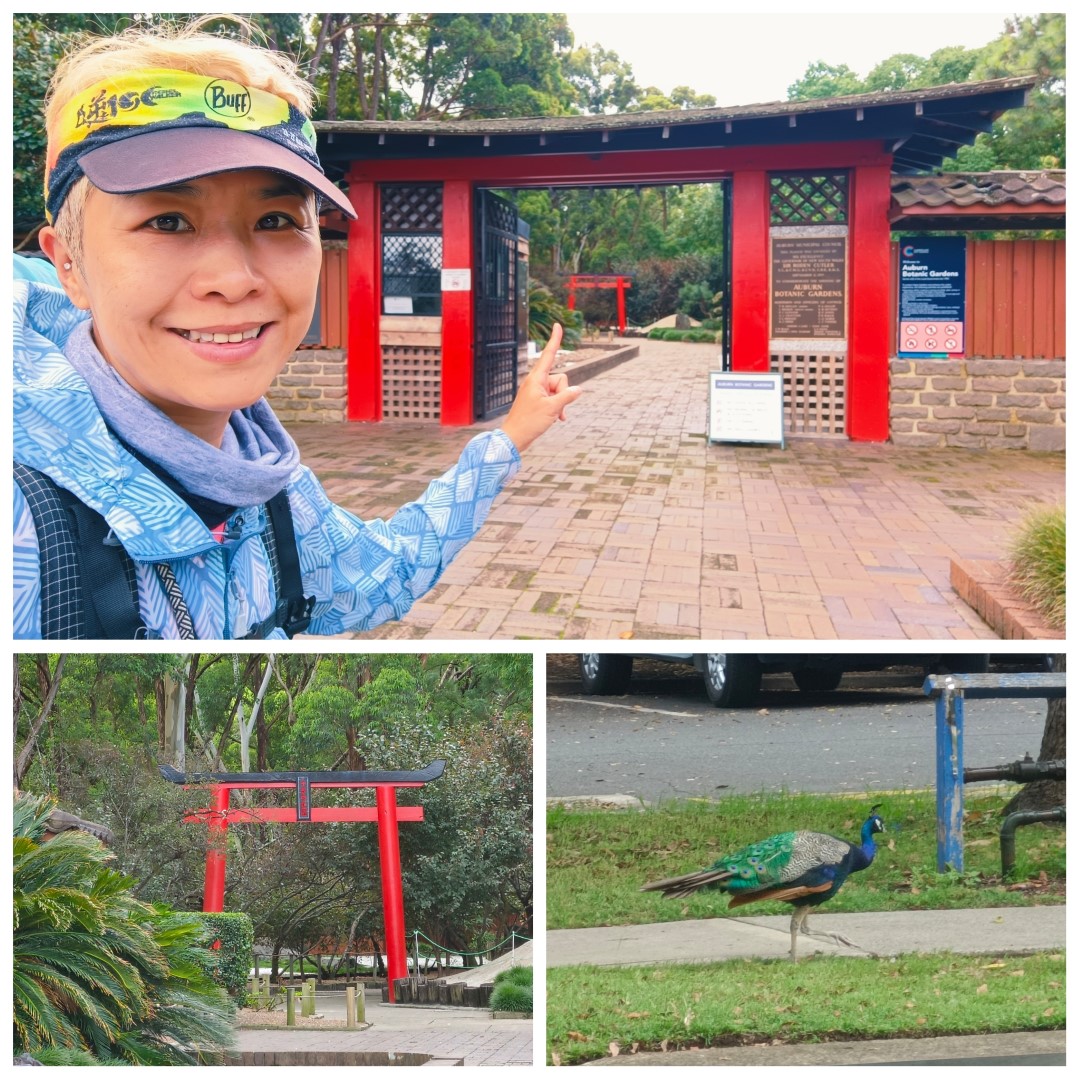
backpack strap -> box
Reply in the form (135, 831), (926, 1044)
(243, 489), (316, 639)
(14, 461), (145, 639)
(16, 462), (313, 640)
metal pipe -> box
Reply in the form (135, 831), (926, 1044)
(1000, 807), (1065, 876)
(964, 756), (1065, 784)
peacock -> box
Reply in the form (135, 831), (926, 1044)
(641, 806), (885, 960)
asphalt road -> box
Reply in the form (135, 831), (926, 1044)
(546, 666), (1050, 802)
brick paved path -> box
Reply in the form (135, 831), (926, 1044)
(290, 340), (1064, 640)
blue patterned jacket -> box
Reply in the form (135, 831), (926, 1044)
(13, 279), (521, 639)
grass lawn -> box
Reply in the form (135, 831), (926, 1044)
(546, 951), (1065, 1065)
(548, 789), (1064, 930)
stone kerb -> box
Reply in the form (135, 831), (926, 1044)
(890, 357), (1064, 450)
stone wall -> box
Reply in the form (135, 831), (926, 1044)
(890, 358), (1064, 451)
(266, 348), (347, 423)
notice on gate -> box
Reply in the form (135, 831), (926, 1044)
(708, 371), (785, 448)
(771, 236), (847, 339)
(897, 236), (966, 356)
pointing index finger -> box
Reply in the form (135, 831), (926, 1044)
(532, 322), (563, 377)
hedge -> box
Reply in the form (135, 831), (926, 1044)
(187, 911), (254, 1003)
(646, 328), (718, 343)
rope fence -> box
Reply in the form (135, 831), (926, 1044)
(410, 929), (531, 977)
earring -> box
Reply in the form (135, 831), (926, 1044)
(63, 262), (72, 270)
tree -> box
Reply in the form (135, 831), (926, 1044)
(1001, 653), (1065, 815)
(786, 15), (1064, 171)
(960, 13), (1065, 169)
(562, 43), (642, 114)
(787, 61), (864, 101)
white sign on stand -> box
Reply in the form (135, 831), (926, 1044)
(708, 370), (785, 447)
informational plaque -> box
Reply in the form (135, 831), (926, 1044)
(771, 236), (847, 339)
(708, 371), (785, 447)
(441, 268), (472, 291)
(897, 236), (966, 356)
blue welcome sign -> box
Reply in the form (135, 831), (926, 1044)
(898, 236), (966, 357)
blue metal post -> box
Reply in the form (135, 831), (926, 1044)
(935, 679), (965, 872)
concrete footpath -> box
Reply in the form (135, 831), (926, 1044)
(549, 906), (1065, 1067)
(548, 905), (1067, 966)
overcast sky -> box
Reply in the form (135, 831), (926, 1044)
(564, 10), (1017, 106)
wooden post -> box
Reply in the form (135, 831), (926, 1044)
(355, 982), (366, 1023)
(286, 986), (296, 1026)
(302, 977), (315, 1016)
(346, 985), (357, 1029)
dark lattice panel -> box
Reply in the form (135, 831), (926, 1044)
(770, 173), (849, 225)
(382, 345), (442, 420)
(382, 233), (442, 314)
(475, 191), (519, 416)
(483, 193), (518, 235)
(771, 353), (847, 437)
(380, 184), (443, 232)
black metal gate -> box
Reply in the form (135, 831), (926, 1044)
(475, 189), (519, 418)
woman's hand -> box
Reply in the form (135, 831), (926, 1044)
(500, 323), (583, 453)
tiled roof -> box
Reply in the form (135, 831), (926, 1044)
(891, 172), (1065, 210)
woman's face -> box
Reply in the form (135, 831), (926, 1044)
(43, 169), (323, 445)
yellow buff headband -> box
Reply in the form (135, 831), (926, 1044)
(45, 68), (355, 222)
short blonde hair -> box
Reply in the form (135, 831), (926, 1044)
(48, 15), (317, 264)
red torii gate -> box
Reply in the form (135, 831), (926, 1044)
(565, 274), (632, 334)
(160, 761), (444, 1003)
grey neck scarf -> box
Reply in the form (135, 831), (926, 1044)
(63, 320), (300, 508)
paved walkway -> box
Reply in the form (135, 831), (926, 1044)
(548, 905), (1067, 966)
(290, 339), (1064, 640)
(234, 990), (531, 1066)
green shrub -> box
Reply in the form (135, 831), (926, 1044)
(646, 328), (717, 343)
(14, 793), (236, 1065)
(191, 911), (255, 1003)
(528, 279), (582, 348)
(494, 964), (532, 988)
(490, 981), (532, 1014)
(1009, 503), (1065, 629)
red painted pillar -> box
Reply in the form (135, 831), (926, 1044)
(203, 785), (229, 913)
(440, 180), (475, 425)
(346, 176), (382, 421)
(730, 170), (770, 372)
(616, 278), (627, 334)
(376, 785), (407, 1002)
(847, 164), (892, 441)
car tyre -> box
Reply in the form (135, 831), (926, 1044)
(579, 654), (633, 695)
(702, 654), (762, 708)
(792, 668), (844, 694)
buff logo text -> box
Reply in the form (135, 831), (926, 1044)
(205, 81), (251, 117)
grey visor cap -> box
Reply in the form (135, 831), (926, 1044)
(77, 126), (357, 220)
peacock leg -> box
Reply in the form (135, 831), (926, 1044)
(789, 907), (810, 960)
(800, 922), (865, 953)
